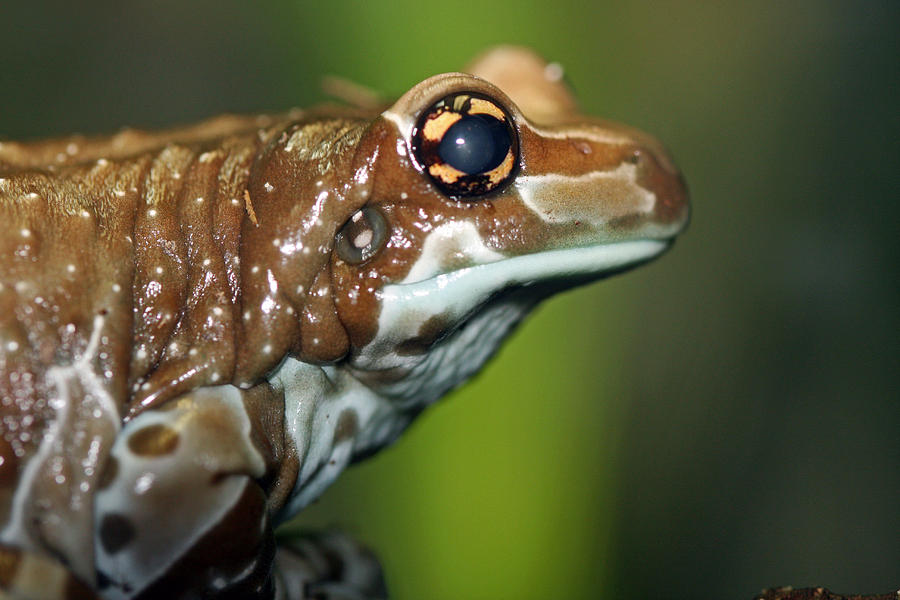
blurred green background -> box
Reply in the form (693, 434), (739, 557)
(1, 1), (897, 598)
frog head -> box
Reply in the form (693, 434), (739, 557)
(238, 47), (687, 410)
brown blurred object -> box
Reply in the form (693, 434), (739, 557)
(754, 587), (898, 600)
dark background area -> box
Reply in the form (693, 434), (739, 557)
(1, 2), (897, 598)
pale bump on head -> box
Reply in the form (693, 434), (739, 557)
(464, 45), (578, 124)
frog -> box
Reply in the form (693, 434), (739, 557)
(0, 46), (688, 599)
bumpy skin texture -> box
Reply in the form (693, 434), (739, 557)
(0, 47), (688, 598)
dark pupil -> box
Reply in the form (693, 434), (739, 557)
(438, 114), (510, 175)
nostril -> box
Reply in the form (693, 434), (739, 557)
(569, 140), (592, 155)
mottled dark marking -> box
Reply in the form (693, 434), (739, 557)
(127, 423), (180, 457)
(333, 410), (359, 444)
(99, 513), (136, 554)
(395, 313), (453, 356)
(0, 546), (22, 587)
(64, 572), (99, 600)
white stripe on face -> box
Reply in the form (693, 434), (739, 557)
(515, 164), (656, 226)
(401, 221), (503, 284)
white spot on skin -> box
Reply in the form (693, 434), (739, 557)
(66, 142), (79, 155)
(67, 264), (76, 273)
(210, 372), (221, 383)
(296, 285), (305, 294)
(263, 344), (272, 354)
(134, 473), (155, 495)
(202, 258), (211, 267)
(195, 196), (204, 204)
(251, 266), (260, 274)
(155, 267), (164, 275)
(544, 62), (565, 82)
(96, 158), (108, 167)
(212, 307), (224, 317)
(260, 297), (276, 314)
(264, 182), (274, 193)
(20, 229), (31, 237)
(148, 209), (157, 218)
(112, 283), (122, 293)
(80, 210), (91, 218)
(279, 240), (303, 255)
(6, 341), (19, 352)
(136, 349), (147, 360)
(400, 192), (408, 200)
(189, 348), (198, 357)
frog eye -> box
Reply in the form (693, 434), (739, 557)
(335, 207), (388, 264)
(411, 93), (518, 198)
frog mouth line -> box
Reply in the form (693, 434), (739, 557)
(377, 238), (670, 307)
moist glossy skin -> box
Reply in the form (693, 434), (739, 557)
(0, 47), (688, 599)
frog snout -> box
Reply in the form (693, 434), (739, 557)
(631, 145), (690, 236)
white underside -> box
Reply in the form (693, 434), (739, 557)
(354, 239), (668, 373)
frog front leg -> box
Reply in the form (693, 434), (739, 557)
(93, 385), (385, 600)
(93, 386), (282, 599)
